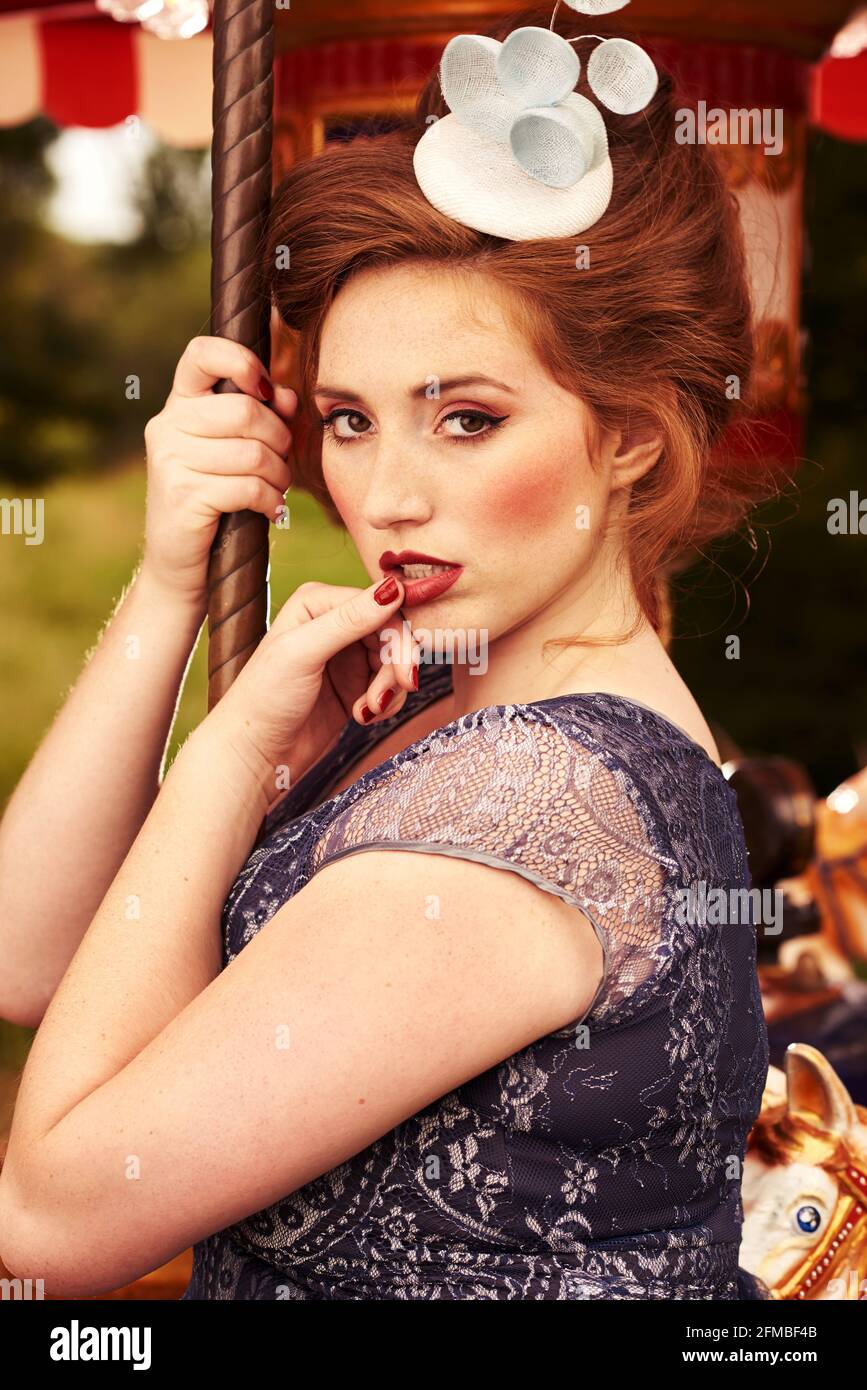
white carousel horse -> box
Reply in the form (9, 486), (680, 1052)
(741, 765), (867, 1299)
(741, 1043), (867, 1299)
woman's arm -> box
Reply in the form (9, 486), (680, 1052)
(0, 564), (205, 1027)
(0, 336), (295, 1028)
(0, 718), (600, 1297)
(0, 574), (419, 1126)
(0, 577), (601, 1295)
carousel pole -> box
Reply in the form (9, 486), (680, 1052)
(206, 0), (274, 709)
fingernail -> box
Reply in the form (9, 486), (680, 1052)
(258, 376), (274, 401)
(378, 688), (395, 712)
(360, 704), (374, 723)
(374, 575), (399, 606)
(411, 663), (419, 691)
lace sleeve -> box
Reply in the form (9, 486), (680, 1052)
(307, 704), (675, 1030)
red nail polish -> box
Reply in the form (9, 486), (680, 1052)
(374, 575), (399, 605)
(360, 704), (374, 723)
(378, 688), (395, 712)
(411, 663), (419, 691)
(258, 376), (274, 401)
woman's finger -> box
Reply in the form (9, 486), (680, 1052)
(355, 620), (418, 700)
(355, 629), (420, 723)
(270, 384), (299, 423)
(165, 433), (292, 494)
(172, 335), (273, 400)
(359, 675), (409, 724)
(174, 391), (293, 458)
(284, 576), (408, 680)
(378, 617), (420, 685)
(273, 581), (373, 635)
(192, 474), (289, 527)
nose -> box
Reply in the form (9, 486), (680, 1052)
(355, 434), (434, 532)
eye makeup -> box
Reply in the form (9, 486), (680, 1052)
(318, 407), (509, 448)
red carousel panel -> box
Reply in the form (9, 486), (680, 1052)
(40, 17), (136, 127)
(811, 51), (867, 142)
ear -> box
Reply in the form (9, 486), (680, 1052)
(601, 414), (664, 491)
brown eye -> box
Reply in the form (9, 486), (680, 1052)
(441, 410), (507, 441)
(456, 414), (486, 434)
(324, 409), (372, 440)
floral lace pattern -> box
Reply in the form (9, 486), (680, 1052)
(181, 660), (771, 1300)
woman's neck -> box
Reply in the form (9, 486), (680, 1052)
(445, 552), (662, 719)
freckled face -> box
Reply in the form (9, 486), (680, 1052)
(313, 262), (611, 639)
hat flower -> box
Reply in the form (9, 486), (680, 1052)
(413, 0), (659, 240)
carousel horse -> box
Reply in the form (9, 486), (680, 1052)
(724, 756), (867, 1297)
(741, 1042), (867, 1299)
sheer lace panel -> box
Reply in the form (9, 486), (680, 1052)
(308, 703), (674, 1028)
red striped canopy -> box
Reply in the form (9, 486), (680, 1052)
(1, 0), (866, 145)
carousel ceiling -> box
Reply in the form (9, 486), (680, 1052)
(273, 1), (858, 60)
(0, 0), (863, 142)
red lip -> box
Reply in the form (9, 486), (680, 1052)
(379, 550), (457, 568)
(378, 550), (463, 609)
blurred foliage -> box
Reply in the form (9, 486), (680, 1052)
(0, 467), (366, 805)
(127, 142), (211, 255)
(0, 1019), (30, 1073)
(0, 121), (211, 485)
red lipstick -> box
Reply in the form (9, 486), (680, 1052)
(378, 549), (463, 608)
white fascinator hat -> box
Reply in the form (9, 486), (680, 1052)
(413, 0), (659, 241)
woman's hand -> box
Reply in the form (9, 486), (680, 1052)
(141, 336), (297, 611)
(203, 574), (420, 813)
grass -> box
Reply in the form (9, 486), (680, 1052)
(0, 459), (368, 1070)
(0, 458), (368, 802)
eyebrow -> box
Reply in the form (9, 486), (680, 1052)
(312, 374), (517, 401)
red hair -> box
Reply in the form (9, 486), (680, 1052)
(262, 5), (768, 646)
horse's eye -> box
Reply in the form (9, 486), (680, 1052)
(794, 1204), (822, 1234)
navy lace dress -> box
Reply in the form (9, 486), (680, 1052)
(181, 658), (771, 1300)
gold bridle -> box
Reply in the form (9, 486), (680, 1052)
(769, 1158), (867, 1300)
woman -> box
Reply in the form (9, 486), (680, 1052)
(0, 4), (772, 1299)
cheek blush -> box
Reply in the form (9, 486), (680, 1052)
(479, 453), (579, 530)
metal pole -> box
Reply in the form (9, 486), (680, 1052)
(206, 0), (274, 708)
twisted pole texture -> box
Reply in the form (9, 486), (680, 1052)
(207, 0), (274, 709)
